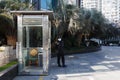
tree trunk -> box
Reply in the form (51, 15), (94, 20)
(6, 36), (16, 48)
(77, 33), (83, 47)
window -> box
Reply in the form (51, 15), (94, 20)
(23, 27), (43, 47)
(29, 27), (42, 47)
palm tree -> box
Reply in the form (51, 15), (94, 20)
(89, 9), (107, 38)
(0, 0), (34, 11)
(0, 13), (16, 46)
(51, 0), (77, 39)
(75, 8), (92, 46)
(0, 0), (35, 47)
(51, 1), (108, 47)
(51, 0), (79, 49)
(67, 8), (108, 46)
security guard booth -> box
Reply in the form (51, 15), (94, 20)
(11, 11), (52, 75)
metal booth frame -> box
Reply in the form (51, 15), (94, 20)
(11, 11), (52, 75)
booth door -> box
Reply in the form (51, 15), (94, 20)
(22, 26), (43, 67)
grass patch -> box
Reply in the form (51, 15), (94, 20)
(0, 61), (17, 72)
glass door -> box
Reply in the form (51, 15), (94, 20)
(22, 26), (43, 67)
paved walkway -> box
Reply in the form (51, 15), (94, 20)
(13, 46), (120, 80)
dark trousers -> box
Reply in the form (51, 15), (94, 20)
(57, 53), (65, 66)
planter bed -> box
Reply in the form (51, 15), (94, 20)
(0, 64), (18, 80)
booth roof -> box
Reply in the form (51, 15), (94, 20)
(10, 10), (53, 15)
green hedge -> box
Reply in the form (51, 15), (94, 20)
(0, 61), (17, 72)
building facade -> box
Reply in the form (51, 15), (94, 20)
(31, 0), (51, 10)
(76, 0), (81, 8)
(81, 0), (101, 11)
(64, 0), (76, 5)
(101, 0), (120, 25)
(51, 0), (58, 10)
(30, 0), (120, 26)
(63, 0), (81, 7)
(81, 0), (120, 26)
(32, 0), (40, 10)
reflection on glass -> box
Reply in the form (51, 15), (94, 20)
(22, 26), (43, 66)
(29, 27), (42, 47)
(23, 27), (26, 47)
(23, 27), (42, 47)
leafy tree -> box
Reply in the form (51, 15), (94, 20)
(0, 13), (16, 46)
(0, 0), (35, 47)
(89, 9), (107, 38)
(0, 0), (34, 11)
(51, 0), (109, 48)
(51, 0), (77, 42)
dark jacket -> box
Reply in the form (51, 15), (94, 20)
(57, 41), (64, 55)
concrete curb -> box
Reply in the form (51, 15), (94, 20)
(51, 46), (101, 57)
(0, 64), (18, 80)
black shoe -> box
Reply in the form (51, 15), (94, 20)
(58, 65), (62, 67)
(62, 65), (67, 67)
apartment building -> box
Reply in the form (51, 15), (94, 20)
(76, 0), (81, 8)
(81, 0), (120, 26)
(39, 0), (81, 10)
(81, 0), (101, 11)
(63, 0), (81, 7)
(32, 0), (40, 10)
(101, 0), (120, 25)
(32, 0), (50, 10)
(64, 0), (76, 5)
(30, 0), (120, 26)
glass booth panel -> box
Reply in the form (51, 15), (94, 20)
(22, 26), (43, 67)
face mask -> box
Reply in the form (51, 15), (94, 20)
(58, 38), (61, 41)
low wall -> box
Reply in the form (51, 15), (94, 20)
(0, 64), (18, 80)
(51, 46), (101, 57)
(0, 46), (16, 67)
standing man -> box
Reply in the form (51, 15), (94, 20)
(56, 37), (67, 67)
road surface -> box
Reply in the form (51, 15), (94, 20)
(13, 46), (120, 80)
